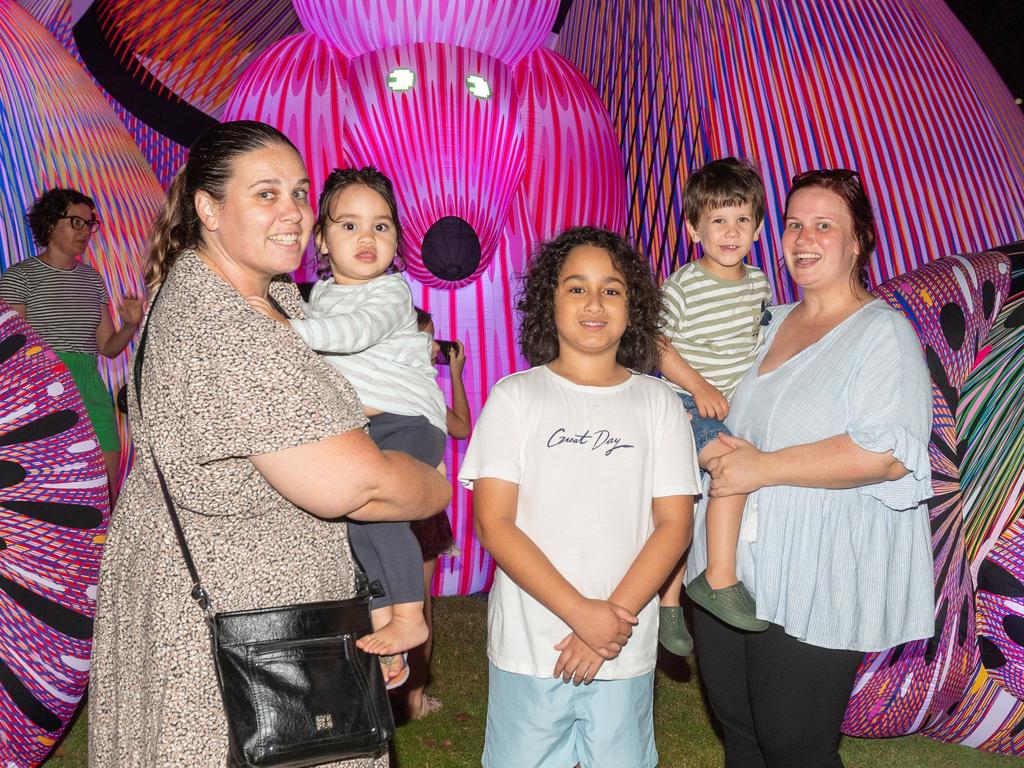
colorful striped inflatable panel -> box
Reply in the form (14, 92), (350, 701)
(0, 302), (109, 767)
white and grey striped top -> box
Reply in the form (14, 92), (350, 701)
(0, 256), (109, 354)
(289, 274), (446, 434)
(660, 260), (772, 398)
(686, 301), (935, 652)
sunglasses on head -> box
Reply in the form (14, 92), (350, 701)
(786, 167), (860, 185)
(791, 168), (860, 185)
(59, 215), (101, 233)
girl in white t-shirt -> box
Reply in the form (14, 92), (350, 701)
(460, 227), (700, 768)
(252, 167), (445, 689)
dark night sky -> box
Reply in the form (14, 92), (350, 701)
(946, 0), (1024, 110)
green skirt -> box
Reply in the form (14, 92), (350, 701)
(57, 352), (120, 451)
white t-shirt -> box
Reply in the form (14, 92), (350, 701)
(459, 365), (701, 680)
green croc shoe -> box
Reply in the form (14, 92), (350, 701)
(686, 570), (769, 632)
(658, 605), (694, 656)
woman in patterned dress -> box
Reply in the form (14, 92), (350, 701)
(88, 120), (451, 767)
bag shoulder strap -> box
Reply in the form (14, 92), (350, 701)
(133, 287), (214, 617)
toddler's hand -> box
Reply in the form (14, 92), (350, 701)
(436, 460), (447, 478)
(245, 295), (288, 324)
(692, 380), (729, 420)
(568, 599), (637, 659)
(553, 632), (605, 685)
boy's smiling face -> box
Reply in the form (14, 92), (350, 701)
(686, 202), (763, 280)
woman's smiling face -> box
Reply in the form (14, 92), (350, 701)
(782, 186), (861, 294)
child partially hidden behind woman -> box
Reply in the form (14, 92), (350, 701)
(249, 166), (443, 689)
(461, 228), (701, 767)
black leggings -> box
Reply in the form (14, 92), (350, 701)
(693, 609), (864, 768)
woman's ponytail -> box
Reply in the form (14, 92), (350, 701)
(146, 168), (196, 292)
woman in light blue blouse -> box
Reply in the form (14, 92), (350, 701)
(686, 169), (934, 768)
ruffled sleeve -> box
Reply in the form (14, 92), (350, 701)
(846, 307), (934, 511)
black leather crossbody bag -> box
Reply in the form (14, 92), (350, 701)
(133, 288), (394, 767)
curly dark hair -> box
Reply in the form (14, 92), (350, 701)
(314, 166), (405, 279)
(25, 188), (96, 247)
(517, 227), (662, 373)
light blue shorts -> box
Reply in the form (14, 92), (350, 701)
(482, 662), (657, 768)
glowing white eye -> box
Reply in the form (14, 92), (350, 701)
(387, 68), (415, 92)
(466, 75), (491, 99)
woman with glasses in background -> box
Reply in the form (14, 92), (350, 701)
(685, 169), (935, 767)
(0, 187), (141, 504)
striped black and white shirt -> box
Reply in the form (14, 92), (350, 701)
(0, 256), (109, 354)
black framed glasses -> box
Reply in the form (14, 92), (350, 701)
(59, 215), (101, 233)
(791, 168), (860, 185)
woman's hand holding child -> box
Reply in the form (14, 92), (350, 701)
(706, 434), (766, 497)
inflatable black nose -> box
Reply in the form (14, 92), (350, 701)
(421, 216), (481, 282)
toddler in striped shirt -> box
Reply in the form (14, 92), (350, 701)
(657, 157), (773, 651)
(278, 166), (446, 689)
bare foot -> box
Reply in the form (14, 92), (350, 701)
(356, 612), (429, 655)
(409, 693), (443, 720)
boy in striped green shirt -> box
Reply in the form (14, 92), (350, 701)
(657, 158), (773, 652)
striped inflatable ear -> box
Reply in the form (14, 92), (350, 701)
(513, 47), (627, 241)
(292, 0), (557, 65)
(224, 32), (353, 280)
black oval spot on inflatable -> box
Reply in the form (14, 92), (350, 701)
(979, 635), (1007, 669)
(1, 501), (103, 529)
(0, 410), (78, 446)
(1006, 305), (1024, 329)
(0, 658), (61, 732)
(0, 460), (26, 489)
(421, 217), (481, 282)
(939, 302), (965, 351)
(958, 596), (970, 646)
(0, 333), (26, 365)
(982, 281), (995, 319)
(978, 559), (1024, 598)
(1004, 615), (1024, 648)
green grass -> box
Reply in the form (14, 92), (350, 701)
(46, 596), (1020, 767)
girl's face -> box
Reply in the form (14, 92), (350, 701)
(782, 187), (860, 294)
(316, 184), (398, 285)
(552, 244), (628, 361)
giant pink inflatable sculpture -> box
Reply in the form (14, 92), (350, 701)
(223, 0), (627, 596)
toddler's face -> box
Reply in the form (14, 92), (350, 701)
(686, 203), (762, 279)
(316, 184), (398, 285)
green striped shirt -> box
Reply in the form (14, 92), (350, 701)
(660, 260), (772, 398)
